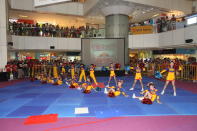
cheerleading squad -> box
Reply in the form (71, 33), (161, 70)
(24, 60), (181, 105)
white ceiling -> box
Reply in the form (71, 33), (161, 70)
(9, 0), (171, 26)
(85, 0), (167, 23)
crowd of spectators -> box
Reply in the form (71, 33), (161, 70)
(3, 59), (81, 79)
(130, 14), (186, 33)
(2, 57), (196, 80)
(156, 15), (186, 33)
(8, 22), (95, 38)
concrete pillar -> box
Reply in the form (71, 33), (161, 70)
(0, 0), (8, 69)
(105, 14), (129, 64)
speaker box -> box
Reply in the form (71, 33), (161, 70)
(50, 46), (55, 49)
(8, 42), (13, 46)
(185, 39), (193, 43)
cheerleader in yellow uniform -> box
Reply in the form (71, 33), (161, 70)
(53, 77), (63, 85)
(53, 64), (58, 79)
(89, 64), (98, 85)
(132, 82), (161, 104)
(47, 76), (54, 84)
(57, 77), (63, 85)
(41, 75), (47, 84)
(107, 63), (117, 86)
(129, 63), (145, 91)
(70, 64), (75, 79)
(160, 61), (181, 96)
(79, 64), (87, 82)
(82, 83), (94, 94)
(107, 80), (128, 97)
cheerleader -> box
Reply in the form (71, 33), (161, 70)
(107, 80), (128, 97)
(89, 64), (98, 85)
(107, 63), (117, 86)
(53, 63), (58, 78)
(129, 63), (145, 91)
(53, 77), (63, 85)
(47, 76), (54, 84)
(160, 61), (181, 96)
(132, 82), (161, 104)
(69, 79), (79, 88)
(82, 83), (94, 94)
(41, 74), (47, 84)
(70, 64), (75, 79)
(79, 64), (87, 82)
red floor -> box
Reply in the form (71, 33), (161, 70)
(1, 116), (197, 131)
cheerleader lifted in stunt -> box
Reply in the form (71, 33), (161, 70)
(129, 63), (145, 91)
(107, 63), (117, 87)
(160, 61), (181, 96)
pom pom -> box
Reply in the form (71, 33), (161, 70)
(69, 84), (76, 88)
(42, 81), (47, 84)
(141, 98), (153, 105)
(124, 66), (130, 71)
(108, 92), (115, 97)
(53, 82), (58, 85)
(83, 90), (91, 94)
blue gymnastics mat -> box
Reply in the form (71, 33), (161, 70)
(0, 76), (197, 118)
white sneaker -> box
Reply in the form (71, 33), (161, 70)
(161, 90), (165, 95)
(141, 88), (144, 92)
(174, 92), (176, 96)
(132, 93), (136, 98)
(129, 88), (134, 91)
(104, 88), (108, 94)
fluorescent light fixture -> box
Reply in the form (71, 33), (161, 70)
(19, 15), (28, 18)
(187, 17), (197, 25)
(34, 0), (72, 7)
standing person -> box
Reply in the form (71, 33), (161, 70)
(171, 14), (176, 30)
(129, 63), (145, 91)
(79, 64), (86, 82)
(70, 64), (75, 79)
(160, 61), (181, 96)
(89, 64), (98, 85)
(53, 63), (58, 79)
(107, 63), (117, 86)
(17, 62), (24, 79)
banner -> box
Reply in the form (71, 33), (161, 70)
(34, 0), (71, 7)
(130, 25), (153, 35)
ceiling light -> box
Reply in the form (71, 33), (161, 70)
(152, 14), (159, 17)
(19, 15), (28, 18)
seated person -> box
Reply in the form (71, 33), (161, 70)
(106, 80), (128, 97)
(47, 76), (54, 84)
(82, 78), (94, 94)
(132, 82), (162, 104)
(69, 79), (79, 88)
(53, 77), (63, 85)
(41, 75), (47, 84)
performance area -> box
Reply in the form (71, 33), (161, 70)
(0, 76), (197, 131)
(1, 0), (197, 131)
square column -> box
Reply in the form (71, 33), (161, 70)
(0, 0), (8, 69)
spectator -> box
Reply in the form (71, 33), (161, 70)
(170, 14), (176, 30)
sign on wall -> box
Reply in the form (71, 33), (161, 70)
(34, 0), (72, 7)
(130, 25), (153, 35)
